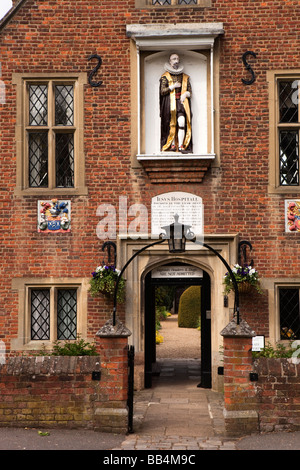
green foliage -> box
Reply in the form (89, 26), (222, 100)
(223, 264), (262, 295)
(252, 341), (295, 358)
(89, 265), (125, 303)
(178, 286), (201, 328)
(155, 286), (175, 309)
(155, 305), (171, 331)
(36, 336), (98, 356)
(52, 337), (98, 356)
(154, 286), (174, 342)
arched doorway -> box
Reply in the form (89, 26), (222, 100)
(144, 262), (211, 389)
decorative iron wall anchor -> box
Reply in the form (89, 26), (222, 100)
(88, 54), (103, 87)
(241, 51), (257, 85)
(238, 240), (253, 267)
(101, 241), (117, 266)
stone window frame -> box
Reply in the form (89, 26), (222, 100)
(12, 73), (88, 197)
(276, 284), (300, 341)
(266, 280), (300, 345)
(135, 0), (212, 8)
(267, 70), (300, 194)
(11, 277), (89, 352)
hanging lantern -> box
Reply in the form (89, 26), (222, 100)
(161, 214), (195, 253)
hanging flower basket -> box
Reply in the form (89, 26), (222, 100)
(223, 264), (262, 295)
(238, 281), (253, 294)
(89, 265), (126, 303)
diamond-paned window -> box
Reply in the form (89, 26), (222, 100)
(56, 133), (74, 187)
(278, 80), (300, 187)
(57, 289), (77, 340)
(28, 133), (48, 187)
(279, 288), (300, 340)
(152, 0), (171, 4)
(30, 286), (78, 341)
(26, 80), (75, 189)
(279, 81), (298, 123)
(29, 85), (48, 126)
(55, 85), (74, 126)
(151, 0), (199, 4)
(178, 0), (197, 4)
(14, 72), (86, 195)
(279, 130), (299, 186)
(31, 289), (50, 340)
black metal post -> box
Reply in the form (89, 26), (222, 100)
(112, 218), (240, 326)
(113, 238), (165, 326)
(193, 240), (240, 325)
(127, 345), (135, 433)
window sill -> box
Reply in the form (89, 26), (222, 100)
(135, 0), (212, 8)
(268, 185), (300, 195)
(137, 153), (215, 183)
(14, 186), (88, 197)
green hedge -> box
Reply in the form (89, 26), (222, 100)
(178, 286), (201, 328)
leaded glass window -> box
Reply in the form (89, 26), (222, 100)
(30, 287), (78, 341)
(279, 131), (299, 186)
(57, 289), (77, 340)
(151, 0), (199, 4)
(279, 288), (300, 340)
(178, 0), (197, 4)
(56, 133), (74, 187)
(31, 289), (50, 340)
(55, 85), (74, 126)
(26, 80), (75, 189)
(278, 80), (300, 186)
(152, 0), (171, 4)
(28, 133), (48, 187)
(29, 85), (48, 126)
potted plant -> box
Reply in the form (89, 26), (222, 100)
(223, 264), (262, 295)
(89, 265), (126, 303)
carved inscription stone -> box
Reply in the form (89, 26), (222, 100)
(151, 191), (203, 238)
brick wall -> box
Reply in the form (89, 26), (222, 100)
(222, 323), (259, 436)
(222, 322), (300, 436)
(254, 358), (300, 433)
(1, 1), (300, 351)
(0, 354), (128, 433)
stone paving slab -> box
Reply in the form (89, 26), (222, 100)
(115, 358), (238, 450)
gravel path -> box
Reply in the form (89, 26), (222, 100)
(156, 314), (201, 359)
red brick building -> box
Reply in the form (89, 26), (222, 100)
(1, 0), (300, 392)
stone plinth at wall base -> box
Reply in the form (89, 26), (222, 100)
(223, 409), (259, 437)
(94, 407), (128, 434)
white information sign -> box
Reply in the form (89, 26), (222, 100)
(252, 336), (265, 352)
(152, 266), (203, 279)
(151, 192), (203, 238)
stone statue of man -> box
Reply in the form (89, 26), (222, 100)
(159, 53), (192, 153)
